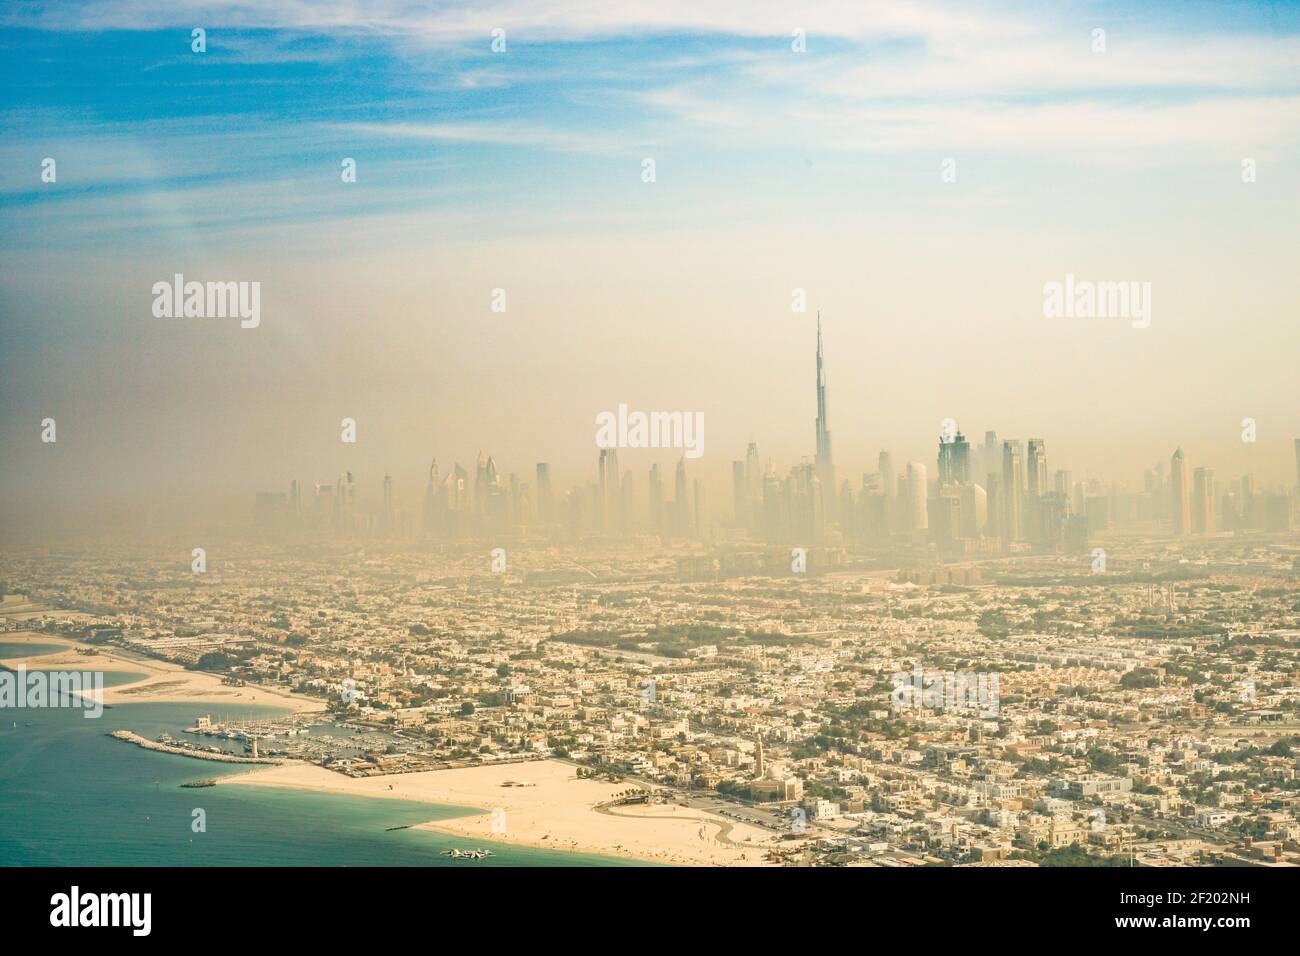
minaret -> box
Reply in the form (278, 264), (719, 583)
(814, 313), (836, 520)
(755, 734), (765, 778)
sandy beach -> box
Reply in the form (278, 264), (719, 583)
(230, 759), (782, 866)
(0, 630), (324, 715)
(4, 624), (778, 865)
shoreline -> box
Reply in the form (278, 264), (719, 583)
(3, 630), (778, 866)
(109, 729), (283, 764)
(0, 631), (325, 715)
(226, 759), (781, 867)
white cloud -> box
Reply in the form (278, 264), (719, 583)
(6, 0), (1022, 43)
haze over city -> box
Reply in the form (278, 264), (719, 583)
(4, 1), (1300, 917)
(3, 0), (1299, 537)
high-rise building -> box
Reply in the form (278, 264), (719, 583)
(814, 314), (836, 520)
(674, 457), (691, 538)
(1294, 438), (1300, 490)
(1192, 466), (1215, 535)
(535, 463), (552, 525)
(620, 470), (634, 533)
(1264, 493), (1292, 532)
(938, 432), (971, 486)
(906, 462), (928, 532)
(733, 460), (747, 527)
(929, 492), (962, 547)
(1054, 470), (1072, 507)
(1171, 448), (1191, 535)
(475, 450), (489, 510)
(1241, 473), (1258, 528)
(598, 448), (620, 533)
(879, 451), (895, 535)
(745, 441), (761, 493)
(1026, 439), (1048, 498)
(1001, 441), (1024, 543)
(983, 431), (999, 487)
(959, 483), (988, 539)
(649, 463), (664, 537)
(422, 460), (441, 535)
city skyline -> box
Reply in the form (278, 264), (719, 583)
(227, 319), (1300, 548)
(3, 2), (1300, 530)
(4, 0), (1300, 897)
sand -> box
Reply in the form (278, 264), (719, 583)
(230, 759), (782, 867)
(4, 629), (777, 865)
(0, 631), (324, 714)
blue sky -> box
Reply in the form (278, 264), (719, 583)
(2, 1), (1299, 522)
(4, 1), (1299, 252)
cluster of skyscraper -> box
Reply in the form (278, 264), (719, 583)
(254, 444), (710, 541)
(728, 322), (1298, 552)
(254, 325), (1299, 546)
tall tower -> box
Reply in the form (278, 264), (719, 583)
(814, 314), (836, 519)
(755, 735), (765, 778)
(649, 463), (664, 537)
(1001, 440), (1024, 544)
(598, 448), (620, 533)
(1171, 448), (1191, 535)
(938, 432), (971, 486)
(733, 460), (747, 527)
(1192, 466), (1215, 535)
(1026, 439), (1048, 498)
(535, 463), (552, 524)
(674, 457), (690, 537)
(906, 462), (928, 532)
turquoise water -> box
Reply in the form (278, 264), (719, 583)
(0, 690), (637, 866)
(0, 641), (68, 658)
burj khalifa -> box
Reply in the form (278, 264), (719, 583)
(814, 313), (836, 519)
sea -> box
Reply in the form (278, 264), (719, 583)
(0, 658), (634, 866)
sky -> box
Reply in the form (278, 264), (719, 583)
(1, 1), (1299, 533)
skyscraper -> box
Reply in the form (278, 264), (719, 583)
(1192, 466), (1215, 535)
(814, 314), (836, 520)
(983, 431), (999, 486)
(535, 462), (552, 525)
(1001, 440), (1024, 544)
(1024, 439), (1047, 542)
(674, 457), (690, 538)
(879, 451), (895, 535)
(620, 470), (634, 533)
(1026, 439), (1048, 498)
(1171, 448), (1191, 535)
(937, 432), (971, 486)
(598, 448), (620, 533)
(649, 463), (664, 537)
(906, 462), (928, 533)
(744, 441), (761, 531)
